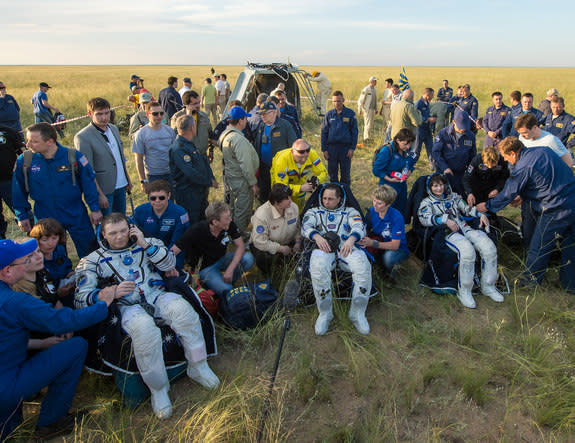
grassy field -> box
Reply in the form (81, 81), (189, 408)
(3, 65), (575, 442)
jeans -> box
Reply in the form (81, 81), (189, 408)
(199, 251), (255, 296)
(380, 249), (410, 276)
(102, 186), (127, 216)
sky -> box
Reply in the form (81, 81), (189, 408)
(4, 0), (575, 67)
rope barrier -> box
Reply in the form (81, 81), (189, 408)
(49, 104), (132, 127)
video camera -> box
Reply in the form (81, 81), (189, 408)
(307, 175), (319, 190)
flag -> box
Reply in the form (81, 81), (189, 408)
(398, 66), (410, 91)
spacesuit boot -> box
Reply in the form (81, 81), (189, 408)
(314, 291), (333, 336)
(457, 260), (476, 309)
(187, 360), (220, 389)
(150, 385), (172, 419)
(348, 295), (370, 335)
(480, 258), (504, 302)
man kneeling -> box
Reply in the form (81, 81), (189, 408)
(75, 213), (219, 419)
(302, 183), (372, 335)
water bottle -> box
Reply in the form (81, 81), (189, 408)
(126, 269), (136, 282)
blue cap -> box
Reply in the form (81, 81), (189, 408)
(0, 239), (38, 269)
(183, 77), (191, 83)
(228, 106), (251, 119)
(454, 110), (471, 131)
(257, 102), (277, 114)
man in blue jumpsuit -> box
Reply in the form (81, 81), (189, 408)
(502, 93), (544, 138)
(477, 137), (575, 293)
(0, 81), (22, 136)
(321, 91), (359, 184)
(482, 91), (511, 147)
(414, 88), (437, 164)
(431, 111), (476, 196)
(274, 90), (302, 138)
(133, 179), (190, 269)
(169, 115), (216, 223)
(12, 123), (102, 258)
(544, 96), (575, 149)
(0, 238), (116, 439)
(437, 80), (453, 103)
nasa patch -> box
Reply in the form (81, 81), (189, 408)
(256, 225), (265, 234)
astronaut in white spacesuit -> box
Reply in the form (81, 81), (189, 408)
(301, 183), (372, 335)
(75, 213), (219, 419)
(417, 173), (503, 309)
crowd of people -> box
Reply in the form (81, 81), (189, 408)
(0, 71), (575, 438)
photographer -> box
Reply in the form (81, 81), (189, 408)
(270, 139), (329, 212)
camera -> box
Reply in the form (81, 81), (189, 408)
(307, 175), (319, 190)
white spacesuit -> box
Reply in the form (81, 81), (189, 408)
(75, 233), (219, 419)
(308, 71), (332, 116)
(417, 174), (503, 308)
(302, 185), (372, 335)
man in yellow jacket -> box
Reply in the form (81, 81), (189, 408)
(270, 139), (329, 211)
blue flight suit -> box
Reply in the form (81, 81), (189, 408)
(44, 243), (73, 288)
(485, 147), (575, 292)
(544, 111), (575, 149)
(169, 135), (214, 224)
(133, 200), (190, 268)
(321, 105), (358, 184)
(437, 87), (453, 103)
(0, 94), (22, 132)
(502, 107), (544, 138)
(456, 95), (479, 121)
(432, 124), (476, 196)
(0, 281), (108, 438)
(280, 104), (302, 138)
(12, 144), (100, 259)
(414, 97), (434, 162)
(482, 104), (511, 147)
(372, 142), (416, 216)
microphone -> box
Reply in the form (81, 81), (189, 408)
(283, 280), (299, 313)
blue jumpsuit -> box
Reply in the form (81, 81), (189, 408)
(320, 106), (358, 184)
(544, 111), (575, 149)
(169, 135), (214, 224)
(486, 147), (575, 292)
(12, 144), (100, 259)
(133, 201), (190, 268)
(431, 124), (476, 196)
(0, 282), (108, 437)
(482, 104), (511, 147)
(414, 97), (434, 162)
(502, 107), (544, 138)
(372, 142), (416, 216)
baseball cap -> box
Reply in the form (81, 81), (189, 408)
(139, 91), (153, 103)
(183, 77), (191, 83)
(257, 102), (277, 114)
(228, 106), (251, 119)
(131, 74), (139, 80)
(454, 110), (471, 131)
(546, 88), (559, 97)
(0, 239), (38, 269)
(39, 82), (52, 89)
(369, 76), (378, 82)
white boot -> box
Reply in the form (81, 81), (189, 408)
(315, 294), (333, 336)
(150, 385), (172, 419)
(187, 360), (220, 389)
(481, 258), (504, 302)
(457, 261), (476, 309)
(348, 296), (370, 335)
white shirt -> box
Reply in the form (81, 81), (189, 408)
(215, 80), (226, 96)
(178, 85), (191, 98)
(519, 130), (568, 158)
(104, 126), (129, 189)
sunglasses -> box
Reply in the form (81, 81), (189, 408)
(0, 86), (6, 90)
(149, 195), (167, 201)
(151, 111), (165, 116)
(295, 148), (311, 154)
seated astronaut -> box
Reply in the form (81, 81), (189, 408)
(417, 173), (503, 309)
(301, 183), (372, 335)
(75, 213), (219, 419)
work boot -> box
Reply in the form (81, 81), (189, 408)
(348, 296), (370, 335)
(187, 360), (220, 389)
(314, 295), (333, 336)
(457, 289), (476, 309)
(150, 386), (172, 419)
